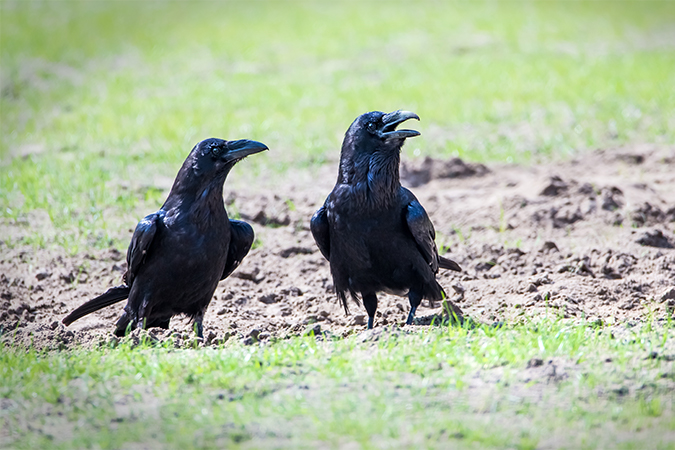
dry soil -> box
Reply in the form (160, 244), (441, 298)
(2, 145), (675, 350)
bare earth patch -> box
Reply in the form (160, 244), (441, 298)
(1, 145), (675, 350)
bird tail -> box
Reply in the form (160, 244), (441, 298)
(337, 290), (350, 315)
(439, 256), (462, 272)
(336, 288), (361, 315)
(62, 285), (130, 326)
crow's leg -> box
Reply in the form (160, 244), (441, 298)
(406, 290), (423, 325)
(363, 292), (378, 329)
(114, 312), (132, 337)
(194, 310), (205, 338)
(132, 296), (151, 333)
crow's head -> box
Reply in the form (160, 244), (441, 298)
(338, 110), (419, 187)
(193, 138), (268, 172)
(343, 110), (420, 156)
(169, 137), (268, 199)
(187, 137), (268, 181)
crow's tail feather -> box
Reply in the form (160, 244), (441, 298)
(337, 290), (350, 315)
(62, 285), (130, 326)
(336, 288), (362, 315)
(439, 256), (462, 272)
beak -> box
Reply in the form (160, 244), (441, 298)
(380, 110), (421, 139)
(223, 139), (269, 162)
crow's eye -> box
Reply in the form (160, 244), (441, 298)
(366, 122), (376, 134)
(210, 145), (220, 157)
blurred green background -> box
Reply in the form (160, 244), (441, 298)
(1, 0), (674, 251)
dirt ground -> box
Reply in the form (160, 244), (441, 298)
(2, 144), (675, 350)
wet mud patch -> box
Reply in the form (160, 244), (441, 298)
(1, 144), (675, 350)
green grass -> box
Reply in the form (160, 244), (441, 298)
(2, 4), (675, 446)
(1, 1), (674, 250)
(2, 318), (675, 449)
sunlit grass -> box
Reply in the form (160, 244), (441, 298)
(2, 318), (674, 448)
(1, 1), (674, 250)
(2, 4), (674, 447)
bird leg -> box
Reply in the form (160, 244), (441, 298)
(406, 290), (423, 325)
(114, 312), (132, 337)
(362, 292), (378, 329)
(193, 311), (205, 338)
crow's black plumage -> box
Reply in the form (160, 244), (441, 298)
(62, 138), (268, 337)
(311, 110), (462, 329)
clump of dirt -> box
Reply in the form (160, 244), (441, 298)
(634, 228), (674, 248)
(401, 156), (489, 187)
(1, 144), (675, 350)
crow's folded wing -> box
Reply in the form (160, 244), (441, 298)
(124, 212), (160, 286)
(310, 204), (331, 261)
(222, 219), (255, 280)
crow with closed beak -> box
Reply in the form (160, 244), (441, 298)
(63, 137), (268, 337)
(311, 110), (462, 329)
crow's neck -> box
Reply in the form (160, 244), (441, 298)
(164, 168), (229, 230)
(341, 150), (401, 209)
(189, 180), (228, 225)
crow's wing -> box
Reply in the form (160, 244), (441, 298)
(403, 189), (461, 273)
(404, 196), (440, 273)
(124, 212), (160, 286)
(310, 204), (331, 261)
(222, 219), (255, 280)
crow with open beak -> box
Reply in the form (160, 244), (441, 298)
(311, 110), (462, 329)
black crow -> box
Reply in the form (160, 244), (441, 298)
(311, 110), (462, 329)
(62, 137), (268, 337)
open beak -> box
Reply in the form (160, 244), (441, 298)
(380, 110), (421, 140)
(223, 139), (269, 162)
